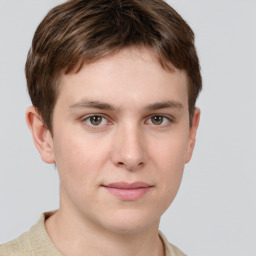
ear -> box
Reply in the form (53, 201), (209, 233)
(185, 108), (200, 163)
(26, 106), (55, 164)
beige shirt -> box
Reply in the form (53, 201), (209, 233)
(0, 212), (186, 256)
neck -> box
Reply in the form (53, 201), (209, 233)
(45, 209), (165, 256)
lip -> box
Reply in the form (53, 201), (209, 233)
(102, 182), (153, 201)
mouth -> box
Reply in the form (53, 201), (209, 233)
(102, 182), (153, 201)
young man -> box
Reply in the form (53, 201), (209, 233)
(0, 0), (201, 255)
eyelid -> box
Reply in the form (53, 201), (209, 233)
(81, 113), (110, 120)
(145, 114), (174, 126)
(79, 113), (174, 129)
(81, 113), (112, 128)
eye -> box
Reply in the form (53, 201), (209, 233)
(146, 115), (171, 126)
(83, 115), (108, 127)
(151, 116), (164, 125)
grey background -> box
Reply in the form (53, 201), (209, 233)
(0, 1), (255, 255)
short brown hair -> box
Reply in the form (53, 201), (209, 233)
(26, 0), (202, 131)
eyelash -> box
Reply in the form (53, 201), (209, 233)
(81, 114), (173, 129)
(145, 115), (173, 127)
(81, 114), (111, 128)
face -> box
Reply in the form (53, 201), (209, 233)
(40, 47), (199, 234)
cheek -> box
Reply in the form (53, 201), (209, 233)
(153, 149), (186, 214)
(152, 130), (189, 168)
(150, 132), (189, 196)
(52, 132), (111, 193)
(52, 135), (92, 191)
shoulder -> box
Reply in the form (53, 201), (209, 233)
(0, 211), (61, 256)
(0, 231), (31, 256)
(159, 231), (187, 256)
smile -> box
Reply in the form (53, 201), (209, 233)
(102, 182), (153, 201)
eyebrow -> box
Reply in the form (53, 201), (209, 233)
(69, 99), (183, 112)
(145, 101), (184, 111)
(69, 100), (117, 111)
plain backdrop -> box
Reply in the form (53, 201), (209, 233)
(0, 1), (255, 255)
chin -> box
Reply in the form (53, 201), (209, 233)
(100, 209), (161, 234)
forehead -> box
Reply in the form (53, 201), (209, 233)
(56, 47), (188, 110)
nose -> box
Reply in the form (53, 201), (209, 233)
(111, 124), (147, 171)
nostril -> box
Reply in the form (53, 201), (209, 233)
(117, 161), (125, 166)
(116, 160), (144, 171)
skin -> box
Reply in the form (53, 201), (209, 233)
(26, 47), (200, 256)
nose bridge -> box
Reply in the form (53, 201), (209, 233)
(111, 122), (146, 170)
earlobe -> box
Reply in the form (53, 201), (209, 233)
(26, 106), (55, 164)
(185, 108), (201, 163)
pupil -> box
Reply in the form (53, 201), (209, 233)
(90, 116), (102, 125)
(152, 116), (163, 125)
